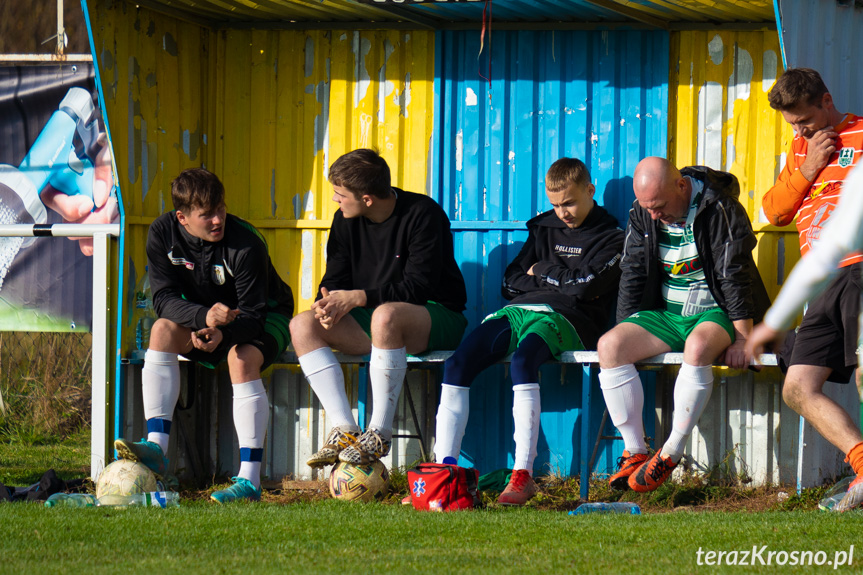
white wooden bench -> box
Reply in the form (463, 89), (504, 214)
(274, 349), (778, 499)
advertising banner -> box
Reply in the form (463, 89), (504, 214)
(0, 63), (119, 331)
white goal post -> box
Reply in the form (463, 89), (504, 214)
(0, 223), (120, 479)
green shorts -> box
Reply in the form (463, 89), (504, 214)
(620, 307), (734, 352)
(188, 311), (292, 370)
(349, 301), (468, 352)
(484, 305), (583, 359)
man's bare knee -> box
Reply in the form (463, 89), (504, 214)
(289, 310), (318, 339)
(682, 335), (714, 365)
(227, 345), (263, 380)
(149, 318), (189, 353)
(597, 329), (624, 367)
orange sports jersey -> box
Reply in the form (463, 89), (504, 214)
(763, 113), (863, 267)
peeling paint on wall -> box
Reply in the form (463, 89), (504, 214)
(163, 33), (177, 56)
(708, 34), (724, 65)
(697, 81), (723, 169)
(763, 50), (778, 91)
(314, 58), (331, 155)
(305, 36), (314, 77)
(378, 38), (396, 123)
(301, 230), (315, 301)
(465, 87), (477, 107)
(270, 169), (277, 217)
(352, 32), (371, 108)
(397, 72), (411, 118)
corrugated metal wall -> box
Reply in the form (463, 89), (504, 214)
(94, 0), (853, 486)
(779, 0), (863, 114)
(433, 29), (668, 476)
(90, 1), (436, 331)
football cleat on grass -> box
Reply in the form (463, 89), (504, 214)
(497, 469), (538, 506)
(210, 477), (261, 503)
(628, 450), (677, 492)
(834, 474), (863, 512)
(339, 428), (392, 466)
(114, 438), (169, 478)
(306, 426), (361, 468)
(609, 450), (649, 490)
(401, 495), (412, 505)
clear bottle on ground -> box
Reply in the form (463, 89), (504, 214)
(97, 491), (180, 508)
(44, 493), (97, 508)
(133, 266), (156, 350)
(569, 502), (641, 515)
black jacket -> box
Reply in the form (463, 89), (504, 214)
(617, 166), (771, 324)
(501, 202), (624, 348)
(147, 212), (294, 351)
(319, 189), (467, 312)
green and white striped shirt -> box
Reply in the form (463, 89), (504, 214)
(657, 178), (718, 316)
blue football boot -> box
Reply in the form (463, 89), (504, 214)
(114, 438), (169, 478)
(210, 477), (262, 504)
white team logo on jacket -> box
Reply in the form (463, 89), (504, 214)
(839, 147), (855, 168)
(213, 265), (226, 285)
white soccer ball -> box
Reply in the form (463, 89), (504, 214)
(329, 461), (390, 502)
(96, 460), (158, 499)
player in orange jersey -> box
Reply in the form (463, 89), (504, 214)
(761, 68), (863, 506)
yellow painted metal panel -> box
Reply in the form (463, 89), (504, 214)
(670, 29), (799, 302)
(207, 29), (435, 314)
(92, 1), (437, 330)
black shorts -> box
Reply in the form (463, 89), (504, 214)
(783, 262), (862, 383)
(183, 312), (291, 371)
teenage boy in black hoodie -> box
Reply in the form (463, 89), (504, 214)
(597, 157), (769, 494)
(431, 157), (624, 505)
(290, 149), (468, 469)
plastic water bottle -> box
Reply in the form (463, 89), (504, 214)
(44, 493), (97, 508)
(819, 476), (855, 511)
(569, 502), (641, 515)
(97, 491), (180, 508)
(134, 267), (156, 350)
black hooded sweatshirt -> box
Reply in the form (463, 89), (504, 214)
(501, 202), (624, 348)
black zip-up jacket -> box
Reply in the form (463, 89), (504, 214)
(147, 212), (294, 351)
(617, 166), (771, 324)
(319, 189), (467, 312)
(501, 202), (624, 349)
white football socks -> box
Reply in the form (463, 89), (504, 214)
(233, 379), (268, 488)
(368, 346), (408, 440)
(434, 383), (470, 463)
(661, 362), (714, 463)
(512, 383), (540, 473)
(599, 364), (647, 455)
(142, 349), (180, 453)
(298, 347), (357, 431)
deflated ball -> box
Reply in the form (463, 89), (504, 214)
(96, 460), (158, 499)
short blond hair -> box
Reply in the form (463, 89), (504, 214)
(545, 158), (590, 193)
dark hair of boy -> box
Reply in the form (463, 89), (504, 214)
(328, 148), (392, 199)
(171, 168), (226, 213)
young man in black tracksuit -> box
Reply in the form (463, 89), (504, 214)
(598, 157), (770, 493)
(433, 158), (624, 505)
(290, 149), (467, 469)
(115, 168), (294, 503)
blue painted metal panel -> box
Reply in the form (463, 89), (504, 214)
(432, 29), (668, 478)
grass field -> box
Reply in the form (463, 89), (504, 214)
(4, 502), (863, 574)
(2, 432), (862, 573)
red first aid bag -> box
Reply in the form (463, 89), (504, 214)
(406, 463), (480, 511)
